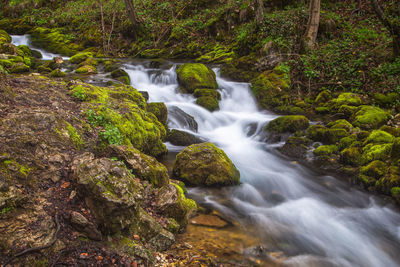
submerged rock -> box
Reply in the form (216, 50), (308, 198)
(167, 129), (204, 146)
(176, 63), (218, 93)
(168, 106), (198, 132)
(173, 142), (240, 186)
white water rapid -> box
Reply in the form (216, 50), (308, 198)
(10, 34), (70, 60)
(123, 63), (400, 267)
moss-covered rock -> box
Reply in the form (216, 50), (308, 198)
(72, 152), (143, 235)
(31, 49), (42, 59)
(156, 183), (197, 228)
(0, 29), (11, 43)
(110, 68), (131, 85)
(352, 105), (391, 130)
(30, 27), (81, 56)
(50, 68), (66, 78)
(373, 92), (399, 108)
(315, 90), (331, 105)
(360, 160), (387, 179)
(166, 129), (203, 146)
(196, 96), (219, 111)
(306, 124), (327, 141)
(173, 142), (240, 186)
(340, 147), (362, 166)
(69, 52), (93, 64)
(380, 126), (400, 138)
(37, 65), (52, 73)
(327, 119), (353, 132)
(375, 166), (400, 195)
(0, 59), (12, 68)
(75, 65), (97, 74)
(147, 102), (168, 126)
(338, 104), (359, 119)
(9, 63), (29, 73)
(279, 136), (312, 159)
(103, 145), (169, 187)
(193, 89), (221, 100)
(69, 82), (167, 157)
(365, 130), (395, 144)
(332, 92), (362, 107)
(362, 143), (392, 163)
(313, 145), (338, 156)
(17, 45), (32, 57)
(250, 65), (291, 109)
(338, 135), (357, 150)
(266, 115), (309, 134)
(391, 137), (400, 161)
(176, 63), (218, 93)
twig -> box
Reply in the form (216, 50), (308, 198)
(4, 214), (61, 266)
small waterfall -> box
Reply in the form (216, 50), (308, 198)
(10, 34), (70, 60)
(124, 63), (400, 267)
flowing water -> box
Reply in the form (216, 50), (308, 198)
(123, 63), (400, 267)
(11, 35), (400, 266)
(10, 34), (70, 60)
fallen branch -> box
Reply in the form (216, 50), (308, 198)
(5, 214), (61, 266)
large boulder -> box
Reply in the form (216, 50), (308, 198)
(147, 102), (168, 126)
(173, 142), (240, 186)
(176, 63), (218, 93)
(72, 152), (143, 234)
(103, 145), (169, 187)
(352, 105), (391, 130)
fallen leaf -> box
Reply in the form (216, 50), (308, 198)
(61, 181), (70, 188)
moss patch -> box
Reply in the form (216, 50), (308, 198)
(266, 115), (309, 134)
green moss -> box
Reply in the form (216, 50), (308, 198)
(313, 145), (338, 156)
(360, 160), (387, 179)
(391, 138), (400, 161)
(195, 44), (234, 64)
(75, 65), (97, 74)
(266, 115), (309, 134)
(250, 65), (291, 109)
(327, 119), (353, 132)
(176, 63), (218, 93)
(0, 59), (12, 68)
(79, 57), (98, 67)
(17, 45), (32, 57)
(332, 92), (362, 107)
(166, 218), (180, 234)
(380, 126), (400, 138)
(193, 89), (221, 100)
(146, 102), (168, 126)
(196, 96), (219, 111)
(352, 105), (391, 130)
(66, 123), (84, 150)
(71, 82), (166, 156)
(172, 182), (197, 211)
(373, 92), (399, 108)
(391, 187), (400, 197)
(338, 105), (359, 118)
(315, 90), (331, 104)
(30, 27), (82, 56)
(340, 147), (362, 166)
(50, 68), (66, 77)
(362, 143), (392, 163)
(365, 130), (394, 144)
(306, 124), (327, 141)
(338, 135), (357, 150)
(9, 63), (29, 73)
(315, 106), (330, 114)
(0, 29), (11, 43)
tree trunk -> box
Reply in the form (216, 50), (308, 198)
(254, 0), (264, 26)
(124, 0), (139, 40)
(302, 0), (321, 51)
(98, 0), (106, 52)
(371, 0), (400, 57)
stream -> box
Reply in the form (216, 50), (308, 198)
(12, 35), (400, 267)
